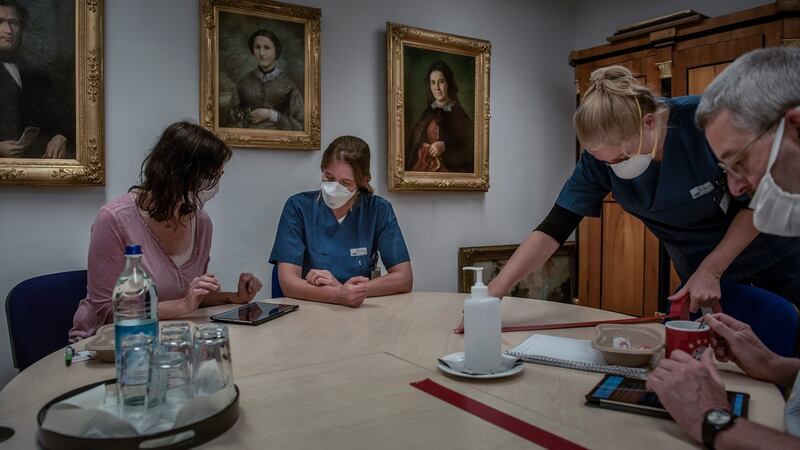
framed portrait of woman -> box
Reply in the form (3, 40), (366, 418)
(0, 0), (104, 185)
(386, 23), (490, 191)
(200, 0), (321, 150)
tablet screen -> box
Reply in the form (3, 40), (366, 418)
(587, 375), (749, 418)
(211, 302), (298, 324)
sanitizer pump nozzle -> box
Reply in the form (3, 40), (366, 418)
(463, 266), (488, 299)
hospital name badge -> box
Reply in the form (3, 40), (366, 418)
(350, 247), (368, 257)
(689, 181), (715, 199)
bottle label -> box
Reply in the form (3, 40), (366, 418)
(114, 321), (158, 380)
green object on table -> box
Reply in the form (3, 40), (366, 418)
(64, 346), (74, 367)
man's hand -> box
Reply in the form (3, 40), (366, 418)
(43, 134), (67, 159)
(0, 140), (25, 157)
(704, 313), (780, 382)
(647, 349), (729, 443)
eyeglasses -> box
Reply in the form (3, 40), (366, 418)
(716, 124), (776, 181)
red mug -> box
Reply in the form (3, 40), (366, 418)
(665, 320), (710, 359)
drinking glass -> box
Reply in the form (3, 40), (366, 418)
(192, 324), (234, 399)
(145, 351), (192, 433)
(118, 334), (154, 432)
(160, 322), (193, 372)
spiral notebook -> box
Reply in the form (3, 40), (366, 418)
(505, 334), (648, 380)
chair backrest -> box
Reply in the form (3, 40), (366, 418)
(5, 270), (87, 370)
(272, 265), (284, 299)
(707, 283), (799, 358)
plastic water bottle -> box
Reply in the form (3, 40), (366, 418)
(113, 245), (158, 383)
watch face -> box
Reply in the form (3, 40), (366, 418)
(707, 410), (732, 426)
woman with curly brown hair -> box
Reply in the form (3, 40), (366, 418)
(69, 121), (262, 341)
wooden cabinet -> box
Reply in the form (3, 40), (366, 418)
(569, 1), (800, 317)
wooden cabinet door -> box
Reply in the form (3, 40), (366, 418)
(673, 22), (781, 96)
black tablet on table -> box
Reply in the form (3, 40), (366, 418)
(210, 302), (299, 326)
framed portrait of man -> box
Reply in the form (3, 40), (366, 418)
(0, 0), (104, 185)
(386, 23), (490, 191)
(200, 0), (321, 150)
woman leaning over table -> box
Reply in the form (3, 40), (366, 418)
(487, 65), (800, 312)
(270, 135), (412, 307)
(69, 121), (263, 342)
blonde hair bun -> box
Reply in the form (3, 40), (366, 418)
(575, 65), (665, 146)
(589, 65), (638, 96)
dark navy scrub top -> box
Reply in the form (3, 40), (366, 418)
(555, 96), (800, 283)
(269, 191), (411, 283)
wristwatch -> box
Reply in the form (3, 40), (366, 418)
(702, 408), (735, 449)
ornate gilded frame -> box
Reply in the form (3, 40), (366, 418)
(386, 23), (490, 191)
(1, 0), (104, 186)
(200, 0), (321, 150)
(458, 242), (577, 303)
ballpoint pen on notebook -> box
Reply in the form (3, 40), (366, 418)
(64, 345), (74, 367)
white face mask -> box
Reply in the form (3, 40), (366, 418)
(607, 98), (659, 180)
(750, 111), (800, 236)
(321, 181), (355, 210)
(198, 180), (220, 205)
(608, 123), (659, 180)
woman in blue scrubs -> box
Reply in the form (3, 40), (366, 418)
(488, 66), (800, 312)
(269, 136), (413, 307)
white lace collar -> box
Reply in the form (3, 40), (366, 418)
(430, 100), (455, 111)
(256, 67), (282, 82)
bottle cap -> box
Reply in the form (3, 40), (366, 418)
(125, 244), (142, 255)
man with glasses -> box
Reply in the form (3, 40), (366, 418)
(648, 47), (800, 450)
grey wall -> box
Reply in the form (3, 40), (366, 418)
(0, 0), (577, 388)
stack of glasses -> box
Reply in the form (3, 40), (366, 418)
(116, 323), (234, 433)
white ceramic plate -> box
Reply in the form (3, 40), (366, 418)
(437, 352), (524, 379)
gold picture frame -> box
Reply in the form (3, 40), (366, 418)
(200, 0), (321, 150)
(0, 0), (104, 186)
(386, 22), (490, 191)
(458, 242), (577, 303)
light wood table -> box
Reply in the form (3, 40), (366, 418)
(0, 293), (786, 449)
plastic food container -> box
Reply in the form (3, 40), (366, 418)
(85, 324), (115, 363)
(591, 324), (664, 367)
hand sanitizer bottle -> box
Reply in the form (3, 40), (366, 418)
(462, 267), (502, 373)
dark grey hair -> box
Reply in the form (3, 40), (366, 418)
(696, 47), (800, 133)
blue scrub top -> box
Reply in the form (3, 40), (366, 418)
(556, 96), (800, 282)
(269, 191), (411, 283)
